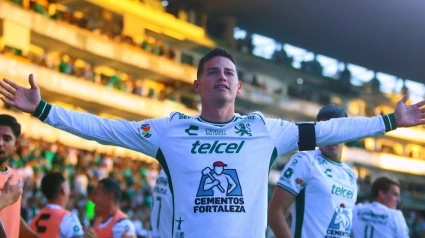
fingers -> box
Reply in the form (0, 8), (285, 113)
(3, 78), (20, 90)
(401, 90), (410, 103)
(0, 97), (14, 106)
(14, 178), (23, 187)
(0, 80), (16, 95)
(0, 87), (15, 101)
(421, 108), (425, 114)
(29, 74), (38, 89)
(415, 100), (425, 108)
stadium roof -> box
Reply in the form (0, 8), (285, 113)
(199, 0), (425, 84)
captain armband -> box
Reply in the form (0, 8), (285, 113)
(296, 122), (316, 151)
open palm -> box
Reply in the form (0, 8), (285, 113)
(394, 91), (425, 127)
(0, 74), (41, 114)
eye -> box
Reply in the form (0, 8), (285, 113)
(225, 72), (234, 76)
(207, 71), (217, 75)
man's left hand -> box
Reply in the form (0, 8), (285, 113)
(394, 91), (425, 127)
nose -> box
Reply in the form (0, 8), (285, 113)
(218, 70), (227, 82)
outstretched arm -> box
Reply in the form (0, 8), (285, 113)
(0, 74), (165, 157)
(266, 91), (425, 155)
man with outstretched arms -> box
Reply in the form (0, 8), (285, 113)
(30, 172), (84, 238)
(268, 105), (359, 238)
(150, 169), (172, 238)
(85, 178), (136, 238)
(352, 177), (409, 238)
(1, 48), (424, 238)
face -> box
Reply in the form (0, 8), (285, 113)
(319, 144), (344, 161)
(379, 184), (400, 209)
(0, 126), (18, 165)
(90, 184), (110, 213)
(194, 56), (242, 106)
(214, 166), (224, 175)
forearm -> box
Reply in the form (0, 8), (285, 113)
(19, 217), (39, 238)
(268, 210), (292, 238)
(0, 196), (8, 210)
(33, 101), (141, 151)
(315, 114), (396, 147)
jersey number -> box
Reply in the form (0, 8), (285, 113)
(35, 214), (51, 233)
(153, 196), (162, 229)
(364, 224), (375, 238)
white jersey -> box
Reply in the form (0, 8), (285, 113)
(36, 101), (393, 238)
(352, 202), (409, 238)
(150, 170), (172, 238)
(277, 150), (358, 238)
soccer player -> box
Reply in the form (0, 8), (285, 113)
(150, 169), (172, 238)
(84, 178), (136, 238)
(351, 177), (409, 238)
(0, 114), (39, 238)
(29, 172), (84, 238)
(268, 104), (359, 237)
(0, 48), (424, 237)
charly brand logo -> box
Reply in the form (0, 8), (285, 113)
(140, 124), (152, 138)
(325, 169), (333, 178)
(235, 123), (252, 136)
(194, 161), (245, 214)
(283, 168), (294, 179)
(191, 141), (245, 154)
(205, 129), (226, 136)
(327, 203), (352, 237)
(185, 125), (199, 136)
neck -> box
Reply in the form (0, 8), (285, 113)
(320, 150), (342, 163)
(48, 198), (66, 208)
(100, 204), (118, 221)
(0, 161), (8, 172)
(200, 102), (235, 123)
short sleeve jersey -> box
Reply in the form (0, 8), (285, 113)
(277, 150), (358, 238)
(41, 104), (388, 238)
(352, 202), (409, 238)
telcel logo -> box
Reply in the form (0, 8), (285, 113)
(191, 141), (245, 154)
(331, 184), (354, 199)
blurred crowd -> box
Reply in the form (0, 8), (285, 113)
(11, 135), (159, 237)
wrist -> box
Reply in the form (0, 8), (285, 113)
(32, 100), (52, 121)
(382, 113), (398, 132)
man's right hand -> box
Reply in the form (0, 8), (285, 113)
(2, 174), (23, 206)
(0, 74), (41, 114)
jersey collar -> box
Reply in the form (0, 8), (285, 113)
(320, 153), (343, 166)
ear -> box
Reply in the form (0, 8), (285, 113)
(378, 190), (385, 199)
(194, 79), (200, 94)
(60, 184), (66, 195)
(14, 137), (20, 148)
(236, 81), (242, 95)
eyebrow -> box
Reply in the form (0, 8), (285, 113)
(206, 67), (235, 72)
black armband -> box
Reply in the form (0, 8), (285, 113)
(297, 122), (316, 151)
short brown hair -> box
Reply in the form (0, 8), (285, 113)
(197, 48), (236, 79)
(371, 176), (400, 200)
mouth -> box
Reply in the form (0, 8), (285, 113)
(214, 85), (229, 90)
